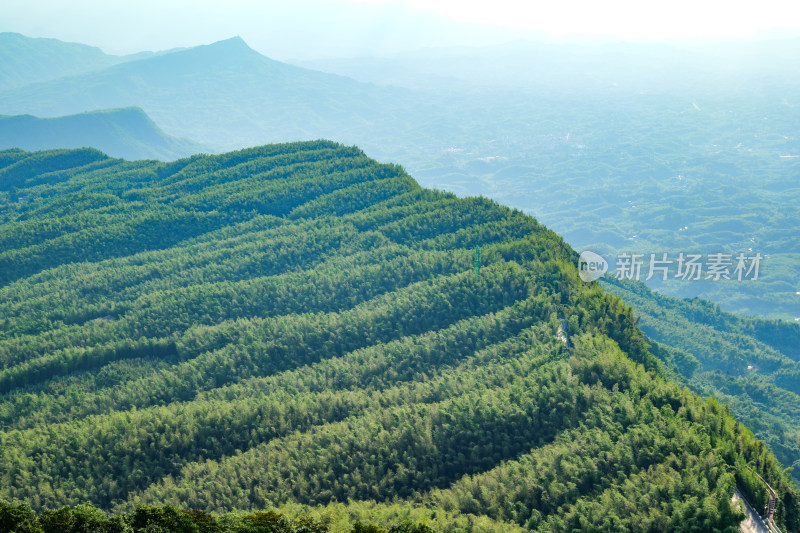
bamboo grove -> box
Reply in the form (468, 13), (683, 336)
(0, 142), (797, 532)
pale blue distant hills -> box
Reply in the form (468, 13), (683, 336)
(0, 35), (417, 151)
(1, 31), (798, 318)
(0, 32), (156, 91)
(0, 107), (208, 161)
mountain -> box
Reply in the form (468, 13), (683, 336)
(0, 107), (208, 161)
(0, 32), (146, 91)
(302, 40), (800, 319)
(602, 276), (800, 485)
(3, 35), (797, 318)
(0, 143), (797, 532)
(0, 37), (420, 151)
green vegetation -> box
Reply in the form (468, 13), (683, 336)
(3, 33), (798, 315)
(405, 86), (800, 319)
(0, 499), (444, 533)
(604, 276), (800, 487)
(0, 142), (797, 531)
(306, 40), (800, 319)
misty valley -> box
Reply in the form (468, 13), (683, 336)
(0, 20), (798, 533)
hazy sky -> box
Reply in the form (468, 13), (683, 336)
(2, 0), (800, 60)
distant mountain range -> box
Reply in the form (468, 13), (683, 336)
(0, 35), (419, 151)
(0, 107), (207, 161)
(1, 29), (799, 530)
(1, 32), (798, 318)
(0, 32), (154, 92)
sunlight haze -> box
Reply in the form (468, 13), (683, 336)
(2, 0), (800, 59)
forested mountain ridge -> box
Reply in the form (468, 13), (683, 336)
(603, 276), (800, 486)
(0, 142), (797, 532)
(3, 34), (797, 317)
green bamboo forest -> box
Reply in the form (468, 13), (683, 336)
(603, 276), (800, 487)
(0, 142), (798, 532)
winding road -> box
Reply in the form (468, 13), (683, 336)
(733, 488), (771, 533)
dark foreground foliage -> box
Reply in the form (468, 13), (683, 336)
(0, 499), (436, 533)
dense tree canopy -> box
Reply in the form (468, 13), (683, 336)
(0, 142), (796, 532)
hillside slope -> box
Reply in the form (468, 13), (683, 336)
(0, 32), (144, 91)
(2, 35), (798, 318)
(0, 37), (418, 150)
(0, 107), (208, 161)
(603, 276), (800, 485)
(0, 143), (797, 532)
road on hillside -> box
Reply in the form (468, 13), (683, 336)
(733, 488), (771, 533)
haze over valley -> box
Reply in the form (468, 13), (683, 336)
(1, 2), (799, 531)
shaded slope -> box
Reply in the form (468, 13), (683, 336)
(0, 107), (208, 161)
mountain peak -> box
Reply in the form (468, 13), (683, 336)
(145, 35), (265, 69)
(204, 36), (257, 54)
(213, 36), (249, 47)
